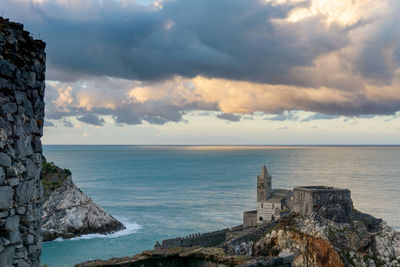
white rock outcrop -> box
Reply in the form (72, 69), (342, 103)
(41, 175), (125, 241)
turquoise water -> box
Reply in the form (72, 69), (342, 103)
(41, 145), (400, 266)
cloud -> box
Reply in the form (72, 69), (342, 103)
(77, 114), (105, 126)
(2, 0), (400, 125)
(359, 114), (376, 119)
(301, 113), (340, 122)
(112, 102), (184, 125)
(62, 119), (73, 128)
(42, 73), (400, 128)
(216, 113), (241, 122)
(190, 77), (400, 116)
(44, 119), (54, 127)
(277, 126), (289, 130)
(1, 0), (349, 84)
(266, 111), (300, 121)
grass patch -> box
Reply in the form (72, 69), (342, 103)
(41, 159), (72, 197)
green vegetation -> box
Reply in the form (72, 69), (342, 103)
(41, 160), (72, 197)
(343, 252), (355, 266)
(42, 161), (58, 173)
(363, 255), (384, 267)
(64, 168), (72, 175)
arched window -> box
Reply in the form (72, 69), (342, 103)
(259, 217), (263, 221)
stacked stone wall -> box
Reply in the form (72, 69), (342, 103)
(161, 228), (231, 249)
(243, 210), (257, 227)
(292, 186), (352, 222)
(0, 17), (46, 267)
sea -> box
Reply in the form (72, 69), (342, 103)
(41, 145), (400, 266)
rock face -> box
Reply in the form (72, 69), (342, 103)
(76, 247), (291, 267)
(234, 211), (400, 267)
(79, 209), (400, 267)
(0, 17), (46, 267)
(41, 161), (125, 241)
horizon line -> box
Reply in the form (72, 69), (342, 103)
(42, 144), (400, 146)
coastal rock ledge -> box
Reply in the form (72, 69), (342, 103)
(41, 161), (125, 241)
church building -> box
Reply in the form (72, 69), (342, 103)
(243, 165), (292, 227)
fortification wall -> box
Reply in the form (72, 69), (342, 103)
(161, 228), (231, 249)
(0, 17), (46, 267)
(292, 186), (352, 222)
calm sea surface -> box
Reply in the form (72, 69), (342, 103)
(41, 145), (400, 266)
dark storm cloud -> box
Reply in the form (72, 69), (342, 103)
(2, 0), (400, 124)
(353, 2), (400, 83)
(1, 0), (348, 84)
(77, 114), (105, 126)
(216, 113), (241, 122)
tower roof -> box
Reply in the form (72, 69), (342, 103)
(260, 165), (270, 179)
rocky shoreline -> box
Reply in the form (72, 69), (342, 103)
(41, 160), (125, 241)
(77, 209), (400, 267)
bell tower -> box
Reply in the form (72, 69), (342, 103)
(257, 165), (272, 202)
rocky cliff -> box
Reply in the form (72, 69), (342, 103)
(78, 209), (400, 267)
(40, 160), (125, 241)
(0, 17), (46, 267)
(247, 211), (400, 267)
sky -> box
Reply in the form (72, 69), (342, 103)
(2, 0), (400, 144)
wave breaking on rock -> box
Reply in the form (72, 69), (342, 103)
(40, 160), (126, 242)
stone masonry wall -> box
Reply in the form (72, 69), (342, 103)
(243, 210), (257, 227)
(292, 186), (352, 222)
(161, 228), (231, 249)
(0, 17), (46, 267)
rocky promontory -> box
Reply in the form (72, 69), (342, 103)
(78, 210), (400, 267)
(41, 159), (125, 241)
(77, 166), (400, 266)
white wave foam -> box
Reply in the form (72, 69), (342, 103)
(54, 216), (142, 242)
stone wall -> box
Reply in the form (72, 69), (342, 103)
(160, 228), (231, 249)
(0, 17), (46, 267)
(243, 210), (257, 227)
(292, 186), (353, 222)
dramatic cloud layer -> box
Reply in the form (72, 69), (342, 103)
(2, 0), (400, 126)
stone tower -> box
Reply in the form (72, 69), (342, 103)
(257, 165), (272, 201)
